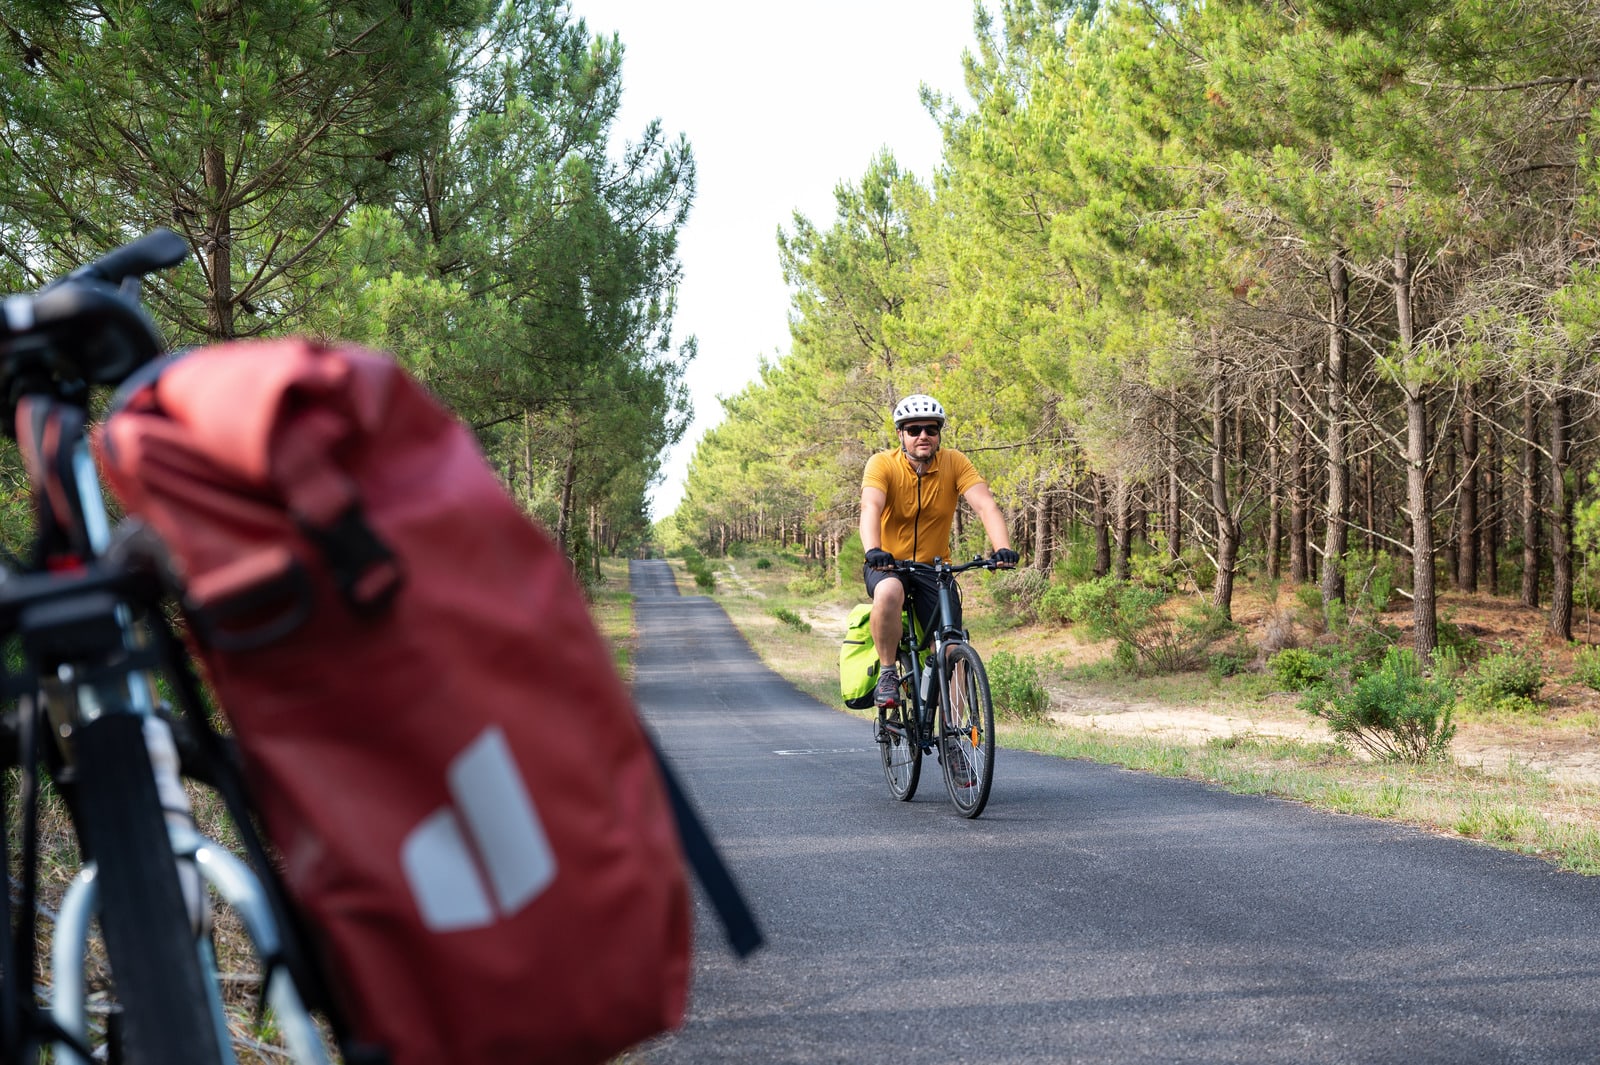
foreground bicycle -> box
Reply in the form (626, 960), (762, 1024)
(0, 232), (333, 1063)
(873, 556), (1000, 818)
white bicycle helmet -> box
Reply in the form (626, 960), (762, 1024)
(892, 393), (946, 429)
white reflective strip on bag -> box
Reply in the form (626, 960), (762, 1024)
(401, 727), (557, 932)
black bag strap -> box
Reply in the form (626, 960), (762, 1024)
(649, 738), (763, 959)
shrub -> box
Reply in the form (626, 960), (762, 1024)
(772, 607), (811, 632)
(1294, 585), (1326, 636)
(1178, 546), (1217, 596)
(837, 532), (865, 581)
(1052, 539), (1099, 586)
(1063, 577), (1234, 674)
(1303, 647), (1456, 763)
(1435, 611), (1481, 659)
(1269, 648), (1329, 691)
(1573, 646), (1600, 691)
(755, 557), (773, 570)
(681, 549), (717, 591)
(786, 574), (828, 596)
(989, 568), (1049, 624)
(1207, 646), (1251, 681)
(1464, 642), (1545, 712)
(1261, 607), (1298, 653)
(1341, 549), (1395, 617)
(1129, 548), (1179, 592)
(986, 651), (1050, 722)
(1038, 582), (1076, 626)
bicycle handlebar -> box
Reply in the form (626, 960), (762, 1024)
(63, 228), (189, 288)
(888, 555), (1005, 577)
(0, 229), (189, 397)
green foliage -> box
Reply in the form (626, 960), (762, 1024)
(787, 573), (830, 597)
(1052, 540), (1100, 587)
(1303, 648), (1457, 764)
(1573, 646), (1600, 691)
(1062, 577), (1235, 675)
(0, 0), (695, 561)
(1207, 645), (1252, 681)
(989, 568), (1050, 624)
(1038, 582), (1078, 626)
(1269, 648), (1331, 691)
(772, 607), (812, 633)
(680, 547), (717, 591)
(1341, 549), (1395, 616)
(755, 557), (773, 570)
(1463, 642), (1546, 713)
(1435, 611), (1481, 659)
(837, 532), (866, 586)
(986, 651), (1050, 722)
(1128, 548), (1179, 592)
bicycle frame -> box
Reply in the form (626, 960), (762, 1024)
(896, 558), (984, 737)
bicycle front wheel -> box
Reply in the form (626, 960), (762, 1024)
(939, 644), (995, 818)
(71, 713), (223, 1065)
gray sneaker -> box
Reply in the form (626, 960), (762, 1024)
(874, 663), (901, 708)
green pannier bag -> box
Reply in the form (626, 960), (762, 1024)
(839, 603), (878, 709)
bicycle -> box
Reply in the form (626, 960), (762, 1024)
(0, 231), (334, 1064)
(872, 556), (1001, 819)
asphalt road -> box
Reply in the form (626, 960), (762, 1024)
(627, 559), (1600, 1064)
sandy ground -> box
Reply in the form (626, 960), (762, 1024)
(1048, 692), (1600, 787)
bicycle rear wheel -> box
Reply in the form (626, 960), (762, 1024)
(939, 644), (995, 818)
(71, 713), (223, 1065)
(876, 653), (921, 801)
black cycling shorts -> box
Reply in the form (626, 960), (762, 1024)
(862, 563), (962, 647)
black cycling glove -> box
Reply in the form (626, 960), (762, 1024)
(993, 548), (1019, 567)
(865, 548), (895, 570)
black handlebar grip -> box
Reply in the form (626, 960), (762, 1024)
(67, 229), (189, 286)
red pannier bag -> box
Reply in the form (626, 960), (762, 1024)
(93, 338), (691, 1065)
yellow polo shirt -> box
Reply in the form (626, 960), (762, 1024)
(863, 447), (984, 563)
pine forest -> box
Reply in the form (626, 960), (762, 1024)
(674, 0), (1600, 667)
(0, 0), (693, 567)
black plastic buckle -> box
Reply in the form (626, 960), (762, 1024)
(298, 504), (403, 617)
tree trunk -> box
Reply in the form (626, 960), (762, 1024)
(556, 432), (578, 560)
(1033, 476), (1053, 573)
(1458, 388), (1478, 592)
(1091, 475), (1111, 578)
(1211, 346), (1237, 617)
(1362, 450), (1376, 553)
(1167, 404), (1183, 560)
(1442, 442), (1458, 585)
(203, 143), (235, 339)
(1395, 237), (1436, 658)
(1289, 346), (1309, 583)
(1550, 390), (1573, 641)
(1112, 474), (1132, 581)
(1484, 405), (1499, 595)
(1320, 251), (1350, 608)
(1266, 394), (1282, 580)
(1521, 391), (1541, 608)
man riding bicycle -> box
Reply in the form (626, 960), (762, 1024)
(860, 394), (1017, 709)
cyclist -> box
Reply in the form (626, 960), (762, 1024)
(860, 393), (1018, 709)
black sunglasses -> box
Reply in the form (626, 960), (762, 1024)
(902, 423), (941, 437)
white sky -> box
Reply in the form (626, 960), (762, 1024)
(566, 0), (986, 520)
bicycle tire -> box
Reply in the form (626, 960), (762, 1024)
(71, 713), (223, 1065)
(939, 643), (995, 818)
(877, 650), (921, 801)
